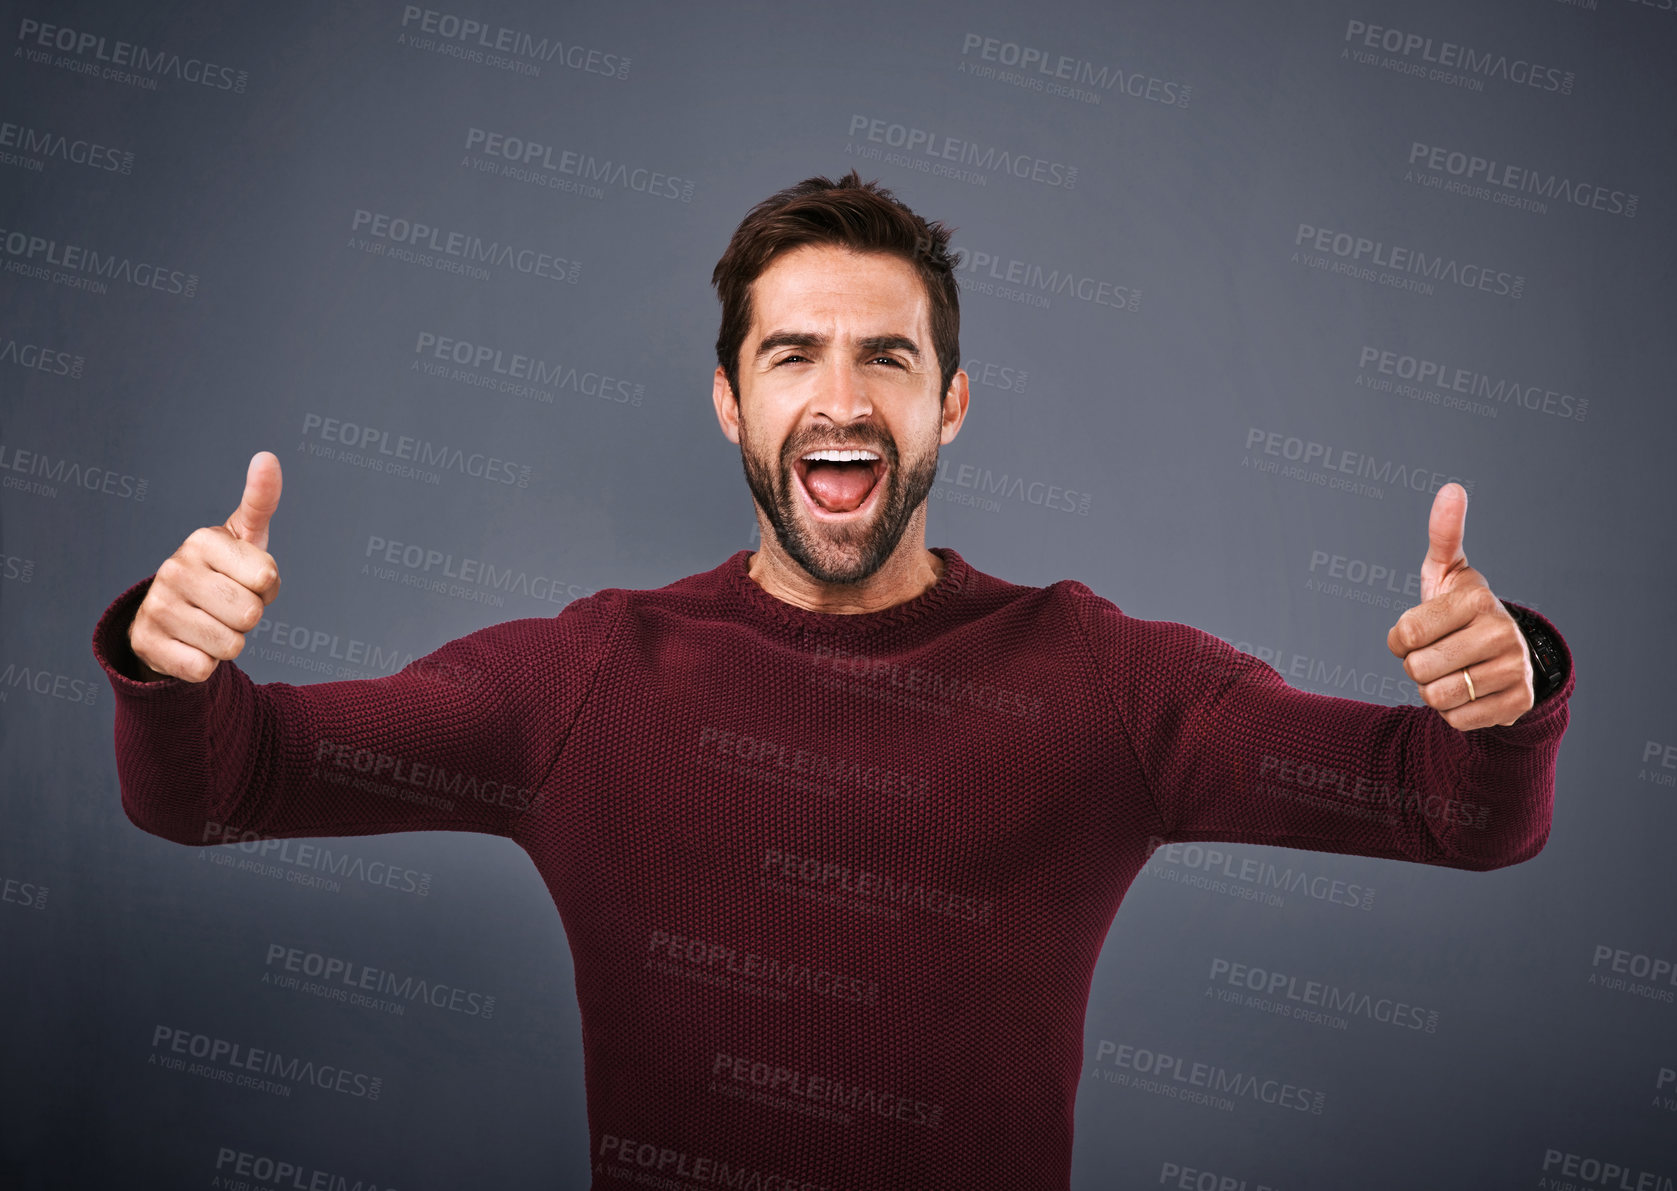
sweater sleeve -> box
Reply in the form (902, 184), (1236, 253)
(1063, 583), (1575, 871)
(91, 574), (625, 848)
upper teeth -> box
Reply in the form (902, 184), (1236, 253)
(802, 449), (879, 462)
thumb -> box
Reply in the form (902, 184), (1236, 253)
(226, 450), (282, 552)
(1420, 481), (1468, 599)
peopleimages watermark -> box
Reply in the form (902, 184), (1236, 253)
(149, 1025), (381, 1100)
(0, 335), (83, 378)
(0, 443), (147, 501)
(1256, 751), (1489, 829)
(397, 6), (629, 80)
(950, 240), (1139, 312)
(1641, 739), (1677, 789)
(957, 32), (1192, 109)
(1355, 345), (1589, 423)
(462, 127), (693, 201)
(1159, 1160), (1280, 1191)
(696, 725), (929, 804)
(1088, 1039), (1326, 1114)
(0, 224), (197, 297)
(0, 117), (133, 175)
(805, 639), (1046, 722)
(1340, 19), (1574, 95)
(760, 845), (994, 925)
(0, 660), (98, 707)
(961, 356), (1028, 394)
(300, 412), (532, 488)
(646, 927), (880, 1007)
(1405, 141), (1636, 219)
(249, 612), (484, 688)
(412, 329), (644, 407)
(1589, 943), (1677, 1005)
(348, 208), (581, 284)
(844, 113), (1077, 190)
(1292, 222), (1525, 299)
(932, 453), (1093, 516)
(1243, 426), (1474, 504)
(200, 821), (433, 898)
(360, 532), (596, 608)
(212, 1146), (397, 1191)
(710, 1051), (944, 1128)
(15, 17), (250, 93)
(1305, 547), (1421, 612)
(1207, 956), (1440, 1033)
(1143, 837), (1376, 912)
(1539, 1149), (1673, 1191)
(2, 873), (48, 912)
(310, 739), (535, 816)
(263, 942), (495, 1019)
(597, 1133), (831, 1191)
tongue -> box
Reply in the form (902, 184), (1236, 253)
(803, 461), (877, 513)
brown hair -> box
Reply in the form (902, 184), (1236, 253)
(710, 169), (961, 404)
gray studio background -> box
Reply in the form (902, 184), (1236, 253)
(2, 0), (1674, 1187)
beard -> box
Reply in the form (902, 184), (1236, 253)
(739, 415), (939, 586)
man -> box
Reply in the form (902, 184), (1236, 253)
(94, 171), (1573, 1190)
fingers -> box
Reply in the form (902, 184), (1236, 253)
(185, 526), (281, 605)
(129, 632), (221, 685)
(129, 579), (256, 683)
(1396, 596), (1536, 731)
(1388, 579), (1495, 657)
(1412, 644), (1525, 709)
(226, 450), (283, 552)
(1397, 605), (1515, 685)
(1429, 679), (1533, 731)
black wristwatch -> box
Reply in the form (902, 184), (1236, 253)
(1500, 600), (1566, 702)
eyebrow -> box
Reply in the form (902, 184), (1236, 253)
(753, 331), (921, 361)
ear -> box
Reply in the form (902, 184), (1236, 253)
(712, 366), (741, 445)
(939, 368), (971, 446)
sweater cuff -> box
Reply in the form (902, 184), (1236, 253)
(1489, 599), (1575, 735)
(91, 575), (205, 698)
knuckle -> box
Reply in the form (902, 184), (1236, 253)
(237, 600), (264, 633)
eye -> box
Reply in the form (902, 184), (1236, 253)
(871, 356), (903, 367)
(775, 354), (809, 365)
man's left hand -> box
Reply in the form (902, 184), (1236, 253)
(1386, 483), (1535, 731)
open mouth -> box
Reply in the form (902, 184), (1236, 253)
(792, 454), (886, 520)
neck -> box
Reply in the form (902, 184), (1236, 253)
(746, 516), (945, 615)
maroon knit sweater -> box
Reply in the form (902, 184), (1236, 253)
(92, 546), (1574, 1191)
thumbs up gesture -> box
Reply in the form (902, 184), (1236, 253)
(1386, 483), (1535, 730)
(127, 451), (284, 683)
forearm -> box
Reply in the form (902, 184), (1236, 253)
(92, 575), (574, 847)
(1068, 583), (1576, 872)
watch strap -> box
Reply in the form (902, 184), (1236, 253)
(1500, 599), (1566, 702)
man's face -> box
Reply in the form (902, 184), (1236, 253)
(713, 243), (966, 585)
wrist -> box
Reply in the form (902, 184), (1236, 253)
(122, 620), (171, 684)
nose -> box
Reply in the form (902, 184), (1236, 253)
(808, 354), (874, 428)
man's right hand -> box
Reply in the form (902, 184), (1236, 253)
(126, 451), (283, 683)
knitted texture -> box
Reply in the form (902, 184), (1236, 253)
(92, 546), (1574, 1190)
